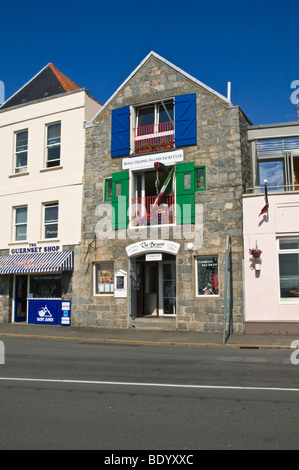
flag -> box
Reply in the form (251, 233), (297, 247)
(151, 165), (175, 210)
(259, 181), (269, 217)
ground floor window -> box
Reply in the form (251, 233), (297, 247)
(196, 255), (219, 296)
(278, 238), (299, 301)
(94, 262), (114, 295)
(29, 275), (61, 298)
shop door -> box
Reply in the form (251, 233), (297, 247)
(161, 262), (176, 315)
(14, 275), (28, 322)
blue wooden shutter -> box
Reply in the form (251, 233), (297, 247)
(174, 93), (197, 147)
(111, 106), (130, 157)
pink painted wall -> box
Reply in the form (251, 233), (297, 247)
(243, 193), (299, 323)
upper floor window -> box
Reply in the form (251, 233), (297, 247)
(14, 206), (27, 241)
(255, 138), (299, 192)
(111, 93), (197, 158)
(15, 130), (28, 174)
(44, 202), (58, 239)
(46, 123), (61, 168)
(134, 102), (174, 154)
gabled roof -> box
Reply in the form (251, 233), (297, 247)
(87, 51), (232, 126)
(0, 63), (81, 110)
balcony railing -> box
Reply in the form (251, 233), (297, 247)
(131, 194), (174, 226)
(134, 121), (174, 154)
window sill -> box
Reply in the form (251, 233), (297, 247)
(8, 241), (28, 246)
(40, 166), (63, 173)
(9, 172), (29, 178)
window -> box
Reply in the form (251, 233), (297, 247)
(15, 130), (28, 173)
(258, 159), (285, 192)
(46, 123), (61, 167)
(278, 238), (299, 301)
(196, 255), (219, 296)
(14, 206), (27, 241)
(44, 202), (58, 239)
(94, 262), (114, 295)
(30, 275), (61, 298)
(105, 178), (112, 201)
(195, 166), (206, 191)
(134, 102), (174, 153)
(111, 93), (197, 158)
(131, 168), (175, 226)
(256, 137), (299, 191)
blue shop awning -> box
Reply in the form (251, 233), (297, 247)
(0, 251), (74, 274)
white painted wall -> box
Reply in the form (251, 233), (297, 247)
(0, 90), (101, 249)
(243, 192), (299, 323)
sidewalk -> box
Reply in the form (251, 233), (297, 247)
(0, 322), (297, 349)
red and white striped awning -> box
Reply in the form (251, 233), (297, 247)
(0, 251), (74, 274)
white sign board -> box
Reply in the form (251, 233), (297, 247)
(114, 269), (127, 298)
(146, 253), (162, 261)
(122, 150), (184, 171)
(126, 240), (180, 257)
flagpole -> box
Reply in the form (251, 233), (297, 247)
(264, 179), (270, 222)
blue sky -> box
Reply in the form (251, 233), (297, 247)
(1, 0), (298, 124)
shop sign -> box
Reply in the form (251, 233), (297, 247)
(126, 240), (180, 257)
(146, 253), (162, 261)
(61, 301), (71, 325)
(10, 243), (61, 255)
(28, 300), (58, 324)
(122, 150), (184, 171)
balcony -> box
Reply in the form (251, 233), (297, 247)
(134, 121), (174, 154)
(131, 194), (174, 226)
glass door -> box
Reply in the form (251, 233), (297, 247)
(14, 275), (28, 322)
(162, 262), (176, 315)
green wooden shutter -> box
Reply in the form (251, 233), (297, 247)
(176, 162), (195, 224)
(112, 171), (129, 230)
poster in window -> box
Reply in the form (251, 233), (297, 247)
(96, 262), (114, 295)
(197, 256), (219, 296)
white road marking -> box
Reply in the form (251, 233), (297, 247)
(0, 376), (298, 393)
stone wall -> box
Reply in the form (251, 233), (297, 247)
(72, 55), (251, 332)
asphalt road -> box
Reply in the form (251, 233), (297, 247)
(0, 337), (299, 450)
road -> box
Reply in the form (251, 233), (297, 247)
(0, 336), (299, 450)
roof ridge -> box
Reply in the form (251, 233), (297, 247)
(48, 63), (80, 92)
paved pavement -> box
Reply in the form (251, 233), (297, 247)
(0, 322), (297, 349)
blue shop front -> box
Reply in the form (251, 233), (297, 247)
(0, 246), (73, 325)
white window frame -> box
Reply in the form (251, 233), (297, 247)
(277, 237), (299, 303)
(43, 202), (59, 240)
(93, 262), (114, 296)
(132, 100), (174, 154)
(46, 122), (61, 168)
(14, 129), (28, 174)
(14, 206), (28, 242)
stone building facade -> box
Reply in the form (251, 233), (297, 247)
(72, 52), (251, 332)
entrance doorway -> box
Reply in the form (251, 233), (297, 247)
(131, 254), (176, 318)
(14, 275), (28, 322)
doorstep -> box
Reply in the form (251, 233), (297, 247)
(132, 316), (176, 331)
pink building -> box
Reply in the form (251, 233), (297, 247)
(244, 122), (299, 334)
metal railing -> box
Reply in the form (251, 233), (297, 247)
(131, 194), (174, 226)
(134, 121), (174, 154)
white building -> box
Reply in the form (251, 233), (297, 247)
(0, 63), (101, 324)
(243, 122), (299, 334)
